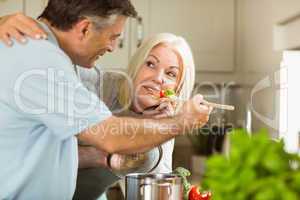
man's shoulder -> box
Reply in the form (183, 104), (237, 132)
(0, 38), (72, 67)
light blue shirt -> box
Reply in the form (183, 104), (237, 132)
(0, 22), (111, 199)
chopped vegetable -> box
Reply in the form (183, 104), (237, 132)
(174, 167), (191, 195)
(159, 89), (176, 98)
(174, 167), (212, 200)
(159, 90), (166, 98)
(189, 186), (201, 200)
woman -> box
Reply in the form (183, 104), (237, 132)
(78, 32), (195, 200)
(0, 15), (196, 200)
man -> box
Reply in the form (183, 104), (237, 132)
(0, 0), (211, 199)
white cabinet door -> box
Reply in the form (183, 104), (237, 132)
(272, 0), (300, 23)
(129, 0), (150, 56)
(96, 0), (236, 72)
(272, 0), (300, 51)
(25, 0), (48, 18)
(147, 0), (235, 72)
(0, 0), (23, 15)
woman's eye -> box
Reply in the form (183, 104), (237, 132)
(167, 72), (177, 78)
(146, 61), (155, 68)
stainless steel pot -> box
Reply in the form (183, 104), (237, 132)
(125, 173), (183, 200)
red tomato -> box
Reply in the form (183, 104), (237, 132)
(200, 191), (212, 200)
(159, 90), (165, 98)
(188, 185), (212, 200)
(188, 186), (201, 200)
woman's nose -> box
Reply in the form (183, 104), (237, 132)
(152, 70), (165, 84)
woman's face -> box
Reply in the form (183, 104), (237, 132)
(132, 44), (182, 112)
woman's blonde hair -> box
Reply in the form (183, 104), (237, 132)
(118, 33), (195, 110)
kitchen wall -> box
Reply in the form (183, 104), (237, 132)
(175, 0), (300, 170)
(194, 0), (300, 136)
(233, 0), (282, 136)
(173, 0), (300, 169)
(237, 0), (300, 135)
(174, 0), (300, 172)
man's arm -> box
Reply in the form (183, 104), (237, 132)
(78, 95), (210, 155)
(78, 115), (181, 154)
(78, 146), (108, 169)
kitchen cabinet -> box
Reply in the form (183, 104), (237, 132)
(272, 0), (300, 23)
(24, 0), (47, 18)
(1, 0), (235, 72)
(96, 0), (150, 70)
(0, 0), (23, 16)
(0, 0), (47, 18)
(147, 0), (235, 72)
(272, 0), (300, 51)
(274, 13), (300, 51)
(98, 0), (235, 72)
(96, 20), (132, 70)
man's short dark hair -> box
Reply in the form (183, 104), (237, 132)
(39, 0), (137, 30)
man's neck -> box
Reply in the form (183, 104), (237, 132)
(39, 18), (75, 63)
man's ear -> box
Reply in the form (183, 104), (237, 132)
(73, 19), (92, 40)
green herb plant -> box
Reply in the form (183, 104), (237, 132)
(201, 129), (300, 200)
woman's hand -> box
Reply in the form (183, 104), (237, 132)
(0, 13), (47, 46)
(142, 97), (177, 119)
(177, 94), (213, 132)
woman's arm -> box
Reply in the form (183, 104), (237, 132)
(0, 13), (47, 46)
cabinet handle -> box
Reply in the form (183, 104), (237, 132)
(118, 31), (124, 49)
(118, 25), (126, 49)
(136, 16), (144, 48)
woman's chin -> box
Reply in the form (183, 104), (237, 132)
(135, 96), (160, 111)
(147, 95), (160, 103)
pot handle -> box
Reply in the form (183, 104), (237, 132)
(161, 183), (172, 196)
(140, 183), (151, 200)
(140, 183), (173, 200)
(156, 183), (173, 199)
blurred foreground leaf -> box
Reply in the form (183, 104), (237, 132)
(202, 129), (300, 200)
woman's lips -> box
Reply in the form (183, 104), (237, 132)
(143, 86), (160, 96)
